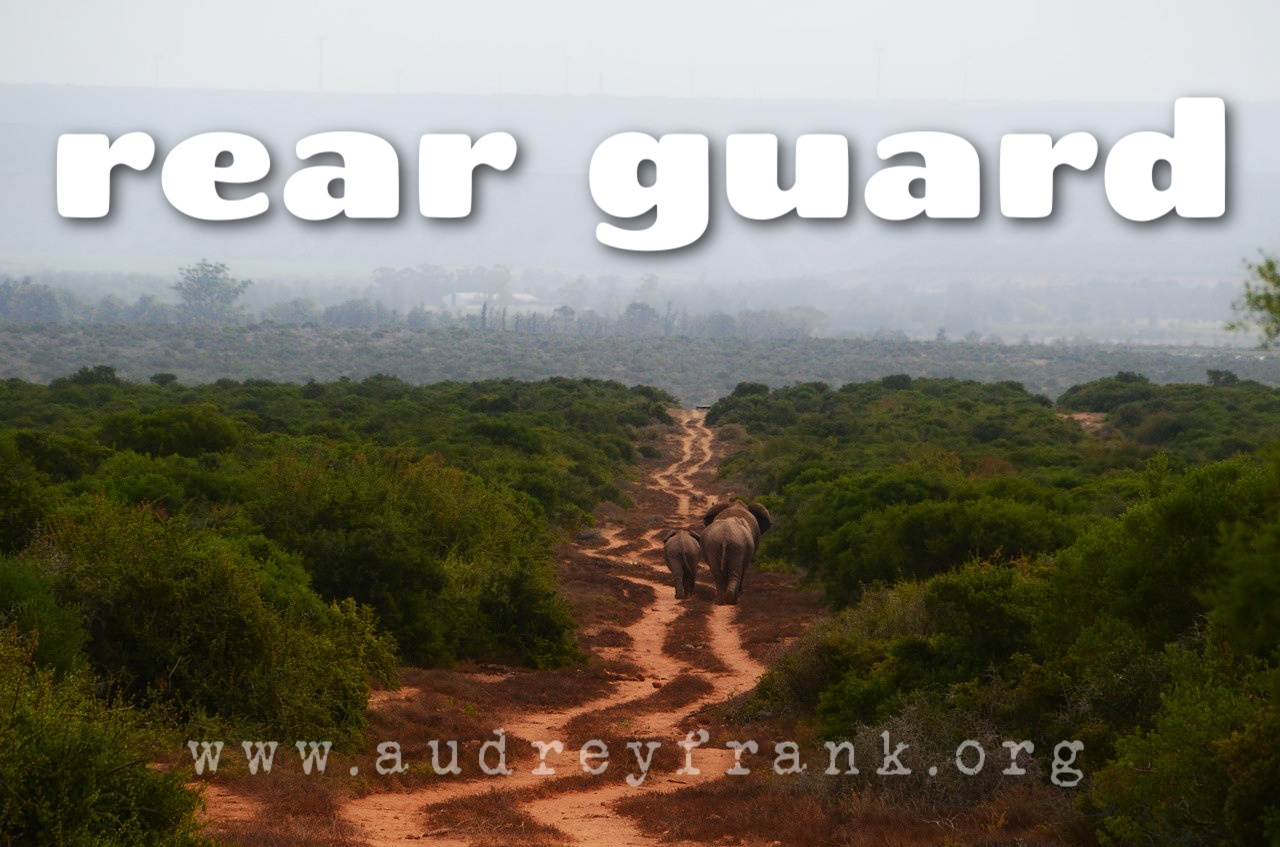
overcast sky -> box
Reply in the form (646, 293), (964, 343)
(2, 0), (1277, 101)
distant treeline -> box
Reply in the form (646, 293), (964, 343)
(1, 260), (1248, 345)
(1, 322), (1276, 405)
(0, 274), (824, 340)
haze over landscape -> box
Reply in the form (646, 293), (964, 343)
(2, 0), (1279, 351)
(6, 5), (1280, 847)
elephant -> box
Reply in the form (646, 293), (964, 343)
(661, 529), (702, 599)
(700, 501), (772, 605)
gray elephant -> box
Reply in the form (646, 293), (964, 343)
(661, 529), (702, 599)
(700, 502), (772, 605)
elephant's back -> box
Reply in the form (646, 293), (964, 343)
(706, 504), (761, 539)
(702, 515), (752, 545)
(664, 531), (701, 559)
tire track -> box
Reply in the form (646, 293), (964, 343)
(338, 410), (761, 846)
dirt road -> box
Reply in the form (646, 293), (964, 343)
(203, 409), (822, 846)
(340, 410), (766, 846)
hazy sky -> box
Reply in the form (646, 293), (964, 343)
(2, 0), (1277, 101)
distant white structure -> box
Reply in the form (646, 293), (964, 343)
(442, 291), (556, 316)
(443, 291), (489, 313)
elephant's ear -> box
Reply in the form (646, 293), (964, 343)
(689, 530), (702, 542)
(660, 529), (678, 542)
(747, 503), (773, 534)
(703, 502), (731, 526)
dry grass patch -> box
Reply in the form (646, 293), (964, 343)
(562, 673), (715, 742)
(582, 625), (633, 649)
(556, 552), (657, 633)
(733, 568), (826, 664)
(615, 774), (834, 845)
(662, 586), (730, 673)
(615, 775), (1078, 846)
(421, 787), (569, 847)
(201, 771), (359, 847)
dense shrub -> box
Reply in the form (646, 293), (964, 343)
(821, 497), (1072, 605)
(1056, 370), (1155, 411)
(0, 554), (85, 676)
(34, 500), (395, 746)
(0, 628), (210, 846)
(97, 403), (243, 457)
(11, 428), (110, 482)
(250, 448), (577, 668)
(721, 377), (1280, 841)
(1092, 645), (1278, 846)
(0, 371), (670, 674)
(1046, 458), (1268, 648)
(1059, 372), (1280, 462)
(0, 434), (50, 554)
(73, 451), (251, 514)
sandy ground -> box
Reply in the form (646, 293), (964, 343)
(202, 410), (812, 846)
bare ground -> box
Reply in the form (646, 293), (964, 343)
(197, 410), (827, 847)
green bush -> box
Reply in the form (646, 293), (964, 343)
(0, 554), (86, 676)
(821, 497), (1072, 605)
(11, 428), (110, 482)
(74, 451), (251, 514)
(1091, 456), (1280, 844)
(1059, 373), (1280, 462)
(721, 376), (1280, 842)
(0, 627), (211, 846)
(815, 564), (1041, 733)
(36, 499), (394, 746)
(1046, 458), (1269, 649)
(0, 434), (51, 554)
(250, 448), (578, 668)
(1057, 371), (1155, 412)
(1094, 646), (1278, 846)
(98, 403), (243, 457)
(738, 581), (928, 721)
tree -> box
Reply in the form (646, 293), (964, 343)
(619, 301), (661, 336)
(68, 365), (122, 386)
(171, 260), (251, 324)
(1228, 253), (1280, 347)
(1207, 369), (1239, 387)
(0, 277), (63, 323)
(553, 304), (575, 333)
(261, 297), (320, 325)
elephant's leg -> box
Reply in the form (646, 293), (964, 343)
(682, 562), (696, 597)
(666, 557), (687, 599)
(725, 548), (749, 605)
(707, 557), (727, 604)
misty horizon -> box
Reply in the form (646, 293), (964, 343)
(4, 2), (1280, 357)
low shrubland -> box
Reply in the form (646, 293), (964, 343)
(713, 375), (1280, 844)
(0, 370), (673, 842)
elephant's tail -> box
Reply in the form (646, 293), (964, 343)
(711, 537), (730, 580)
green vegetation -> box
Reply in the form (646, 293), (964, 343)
(1, 323), (1277, 406)
(0, 370), (671, 842)
(0, 628), (212, 846)
(2, 369), (670, 672)
(1058, 370), (1280, 461)
(171, 260), (252, 324)
(720, 374), (1280, 844)
(2, 246), (1276, 843)
(1230, 252), (1280, 347)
